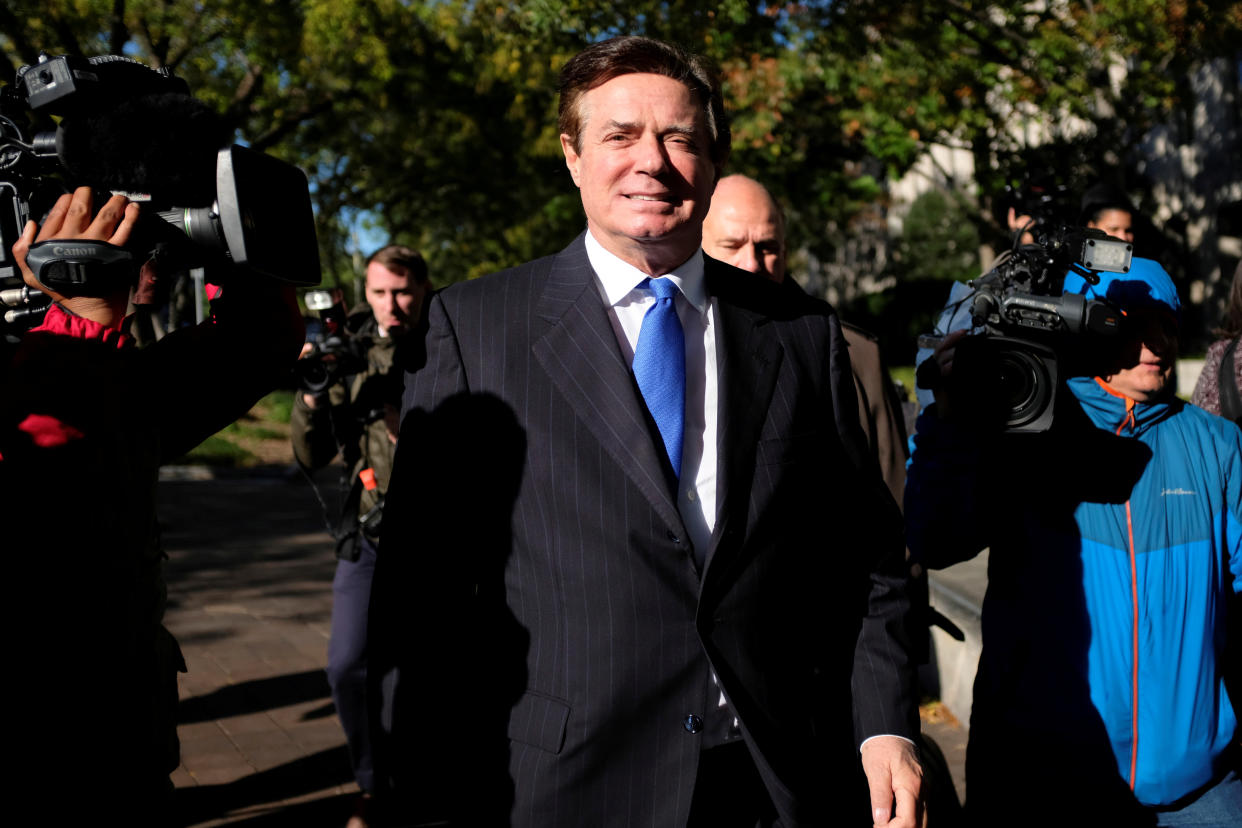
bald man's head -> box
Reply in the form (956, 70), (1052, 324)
(702, 174), (786, 283)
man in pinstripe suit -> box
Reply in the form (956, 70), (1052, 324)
(370, 36), (921, 828)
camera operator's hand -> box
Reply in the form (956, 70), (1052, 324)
(925, 329), (969, 419)
(295, 342), (335, 410)
(12, 187), (140, 326)
(296, 343), (320, 409)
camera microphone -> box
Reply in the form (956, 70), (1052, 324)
(55, 92), (227, 206)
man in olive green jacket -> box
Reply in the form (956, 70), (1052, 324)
(291, 245), (429, 828)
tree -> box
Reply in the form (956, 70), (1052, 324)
(0, 1), (789, 290)
(3, 0), (1239, 340)
(794, 0), (1242, 344)
(893, 189), (981, 284)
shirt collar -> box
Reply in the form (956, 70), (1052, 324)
(585, 229), (707, 314)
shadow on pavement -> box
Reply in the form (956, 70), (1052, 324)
(179, 669), (332, 724)
(159, 474), (333, 545)
(158, 472), (340, 620)
(191, 794), (357, 828)
(175, 746), (355, 827)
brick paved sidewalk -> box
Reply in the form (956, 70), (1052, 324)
(160, 468), (360, 827)
(157, 466), (968, 825)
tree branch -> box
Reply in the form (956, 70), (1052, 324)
(249, 98), (335, 152)
(0, 6), (41, 69)
(221, 59), (265, 134)
(135, 12), (170, 68)
(939, 0), (1032, 53)
(933, 0), (1060, 95)
(50, 11), (85, 57)
(108, 0), (130, 55)
(164, 8), (219, 71)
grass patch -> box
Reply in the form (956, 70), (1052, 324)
(170, 388), (295, 468)
(255, 389), (295, 424)
(179, 431), (258, 466)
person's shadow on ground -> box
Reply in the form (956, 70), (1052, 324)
(173, 746), (355, 826)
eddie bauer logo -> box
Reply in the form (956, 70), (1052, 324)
(1161, 487), (1197, 496)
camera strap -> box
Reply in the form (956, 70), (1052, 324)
(25, 240), (135, 293)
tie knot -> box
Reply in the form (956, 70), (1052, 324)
(646, 277), (679, 301)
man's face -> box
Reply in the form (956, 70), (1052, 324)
(1088, 209), (1134, 243)
(561, 72), (718, 273)
(365, 262), (424, 333)
(1103, 309), (1178, 402)
(701, 178), (785, 282)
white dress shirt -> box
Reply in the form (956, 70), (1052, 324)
(586, 231), (910, 754)
(585, 230), (719, 566)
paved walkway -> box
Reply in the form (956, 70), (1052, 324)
(159, 466), (967, 826)
(161, 467), (359, 827)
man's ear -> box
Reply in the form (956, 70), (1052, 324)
(560, 134), (583, 188)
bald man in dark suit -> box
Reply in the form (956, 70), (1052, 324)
(701, 173), (910, 507)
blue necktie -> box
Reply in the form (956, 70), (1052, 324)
(633, 277), (685, 478)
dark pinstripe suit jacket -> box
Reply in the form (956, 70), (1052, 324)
(371, 233), (916, 827)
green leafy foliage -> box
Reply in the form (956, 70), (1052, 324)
(170, 389), (293, 467)
(892, 189), (981, 284)
(2, 0), (1238, 313)
(856, 188), (982, 364)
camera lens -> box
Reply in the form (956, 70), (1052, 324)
(994, 347), (1053, 429)
(156, 206), (225, 250)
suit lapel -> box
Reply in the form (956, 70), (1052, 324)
(530, 234), (687, 538)
(701, 260), (784, 586)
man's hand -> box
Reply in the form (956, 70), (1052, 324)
(13, 187), (140, 325)
(860, 735), (923, 828)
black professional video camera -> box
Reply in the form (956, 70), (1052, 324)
(918, 224), (1133, 433)
(1002, 180), (1072, 239)
(294, 290), (368, 395)
(0, 52), (321, 332)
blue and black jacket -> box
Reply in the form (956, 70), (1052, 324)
(907, 376), (1241, 806)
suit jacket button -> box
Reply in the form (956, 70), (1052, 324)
(684, 714), (703, 734)
(667, 530), (681, 544)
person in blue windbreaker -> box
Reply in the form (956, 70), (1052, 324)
(906, 258), (1241, 827)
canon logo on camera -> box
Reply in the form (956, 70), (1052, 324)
(51, 245), (97, 257)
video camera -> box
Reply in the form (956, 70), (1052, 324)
(0, 52), (321, 330)
(918, 224), (1133, 433)
(294, 290), (368, 395)
(1003, 180), (1072, 239)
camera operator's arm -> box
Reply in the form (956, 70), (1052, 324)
(290, 378), (346, 471)
(905, 330), (991, 570)
(16, 187), (306, 461)
(142, 264), (304, 463)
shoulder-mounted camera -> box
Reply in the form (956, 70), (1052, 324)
(918, 225), (1133, 433)
(1, 52), (321, 330)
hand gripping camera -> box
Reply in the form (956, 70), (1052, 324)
(918, 225), (1132, 433)
(294, 290), (369, 395)
(1, 52), (321, 327)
